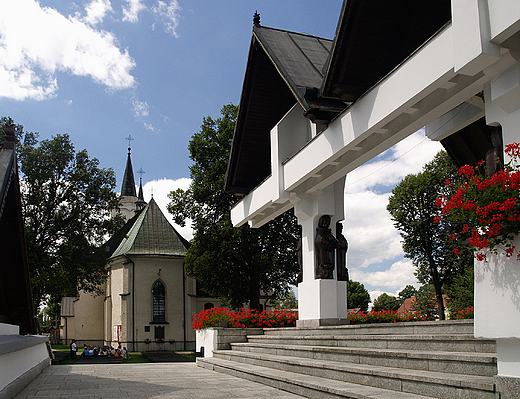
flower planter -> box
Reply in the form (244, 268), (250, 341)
(475, 234), (520, 396)
(195, 327), (264, 358)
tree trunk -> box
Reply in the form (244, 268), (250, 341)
(429, 262), (445, 320)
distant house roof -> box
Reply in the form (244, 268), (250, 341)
(225, 0), (452, 195)
(0, 124), (36, 334)
(109, 197), (189, 259)
(60, 297), (75, 317)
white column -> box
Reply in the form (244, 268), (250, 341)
(294, 177), (348, 327)
(480, 56), (520, 395)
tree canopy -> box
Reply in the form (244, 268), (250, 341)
(168, 104), (300, 309)
(347, 280), (371, 311)
(1, 118), (123, 309)
(387, 151), (473, 319)
(372, 293), (400, 312)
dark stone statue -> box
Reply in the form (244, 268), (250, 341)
(296, 236), (303, 284)
(315, 215), (341, 279)
(336, 222), (349, 282)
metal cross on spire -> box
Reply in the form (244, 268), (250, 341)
(137, 167), (146, 179)
(126, 135), (134, 149)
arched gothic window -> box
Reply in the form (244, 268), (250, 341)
(152, 280), (166, 322)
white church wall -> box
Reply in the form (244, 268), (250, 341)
(73, 291), (104, 345)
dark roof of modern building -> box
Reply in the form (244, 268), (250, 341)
(321, 0), (451, 101)
(441, 117), (499, 168)
(0, 124), (36, 334)
(121, 147), (137, 197)
(109, 197), (189, 259)
(225, 23), (347, 195)
(225, 1), (452, 195)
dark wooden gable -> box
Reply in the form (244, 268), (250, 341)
(0, 125), (36, 334)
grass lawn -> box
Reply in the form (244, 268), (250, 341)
(51, 344), (72, 351)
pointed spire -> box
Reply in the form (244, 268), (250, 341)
(121, 146), (137, 197)
(135, 168), (147, 212)
(253, 11), (260, 27)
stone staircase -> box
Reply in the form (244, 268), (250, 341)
(197, 320), (498, 399)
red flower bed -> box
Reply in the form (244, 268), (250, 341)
(451, 306), (474, 320)
(192, 307), (298, 329)
(347, 310), (426, 324)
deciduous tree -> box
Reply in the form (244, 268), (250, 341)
(1, 119), (123, 309)
(347, 280), (371, 311)
(387, 151), (473, 320)
(168, 104), (300, 309)
(372, 293), (400, 312)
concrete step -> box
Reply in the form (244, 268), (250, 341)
(211, 349), (496, 399)
(198, 356), (439, 399)
(230, 342), (497, 377)
(263, 320), (475, 337)
(247, 333), (496, 353)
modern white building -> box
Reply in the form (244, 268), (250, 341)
(225, 1), (520, 394)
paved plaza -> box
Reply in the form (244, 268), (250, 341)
(14, 362), (304, 398)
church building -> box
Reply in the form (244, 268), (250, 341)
(61, 146), (221, 351)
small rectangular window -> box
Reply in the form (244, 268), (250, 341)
(144, 326), (150, 332)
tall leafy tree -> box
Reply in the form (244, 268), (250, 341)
(347, 280), (371, 311)
(387, 151), (473, 320)
(168, 104), (299, 309)
(372, 293), (400, 312)
(1, 119), (123, 309)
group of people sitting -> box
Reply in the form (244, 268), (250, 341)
(82, 343), (130, 359)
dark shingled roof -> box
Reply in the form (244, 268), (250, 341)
(225, 0), (452, 195)
(109, 197), (189, 259)
(226, 25), (347, 195)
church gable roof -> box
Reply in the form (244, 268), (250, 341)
(110, 198), (188, 258)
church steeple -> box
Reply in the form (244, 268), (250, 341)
(121, 146), (137, 198)
(135, 170), (147, 212)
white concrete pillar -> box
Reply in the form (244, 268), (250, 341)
(294, 177), (348, 327)
(480, 54), (520, 396)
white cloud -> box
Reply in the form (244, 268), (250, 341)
(84, 0), (113, 25)
(345, 190), (402, 268)
(346, 129), (443, 193)
(122, 0), (146, 23)
(152, 0), (181, 37)
(351, 259), (418, 291)
(142, 178), (194, 241)
(0, 0), (135, 100)
(344, 129), (443, 291)
(144, 123), (155, 131)
(132, 98), (149, 117)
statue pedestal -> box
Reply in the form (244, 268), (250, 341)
(297, 279), (348, 327)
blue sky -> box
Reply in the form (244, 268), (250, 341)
(0, 0), (444, 302)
